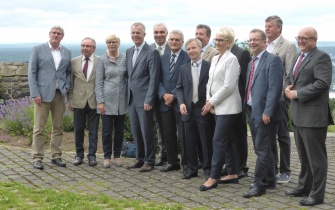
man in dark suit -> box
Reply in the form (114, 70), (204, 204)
(150, 22), (170, 166)
(176, 38), (213, 179)
(68, 37), (100, 167)
(158, 30), (190, 172)
(242, 29), (283, 198)
(125, 22), (160, 172)
(28, 26), (71, 170)
(265, 15), (297, 184)
(284, 27), (333, 206)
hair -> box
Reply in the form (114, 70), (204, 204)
(185, 38), (202, 48)
(49, 26), (64, 36)
(81, 37), (96, 48)
(250, 28), (267, 40)
(131, 22), (146, 32)
(265, 15), (283, 33)
(217, 27), (235, 49)
(169, 29), (184, 41)
(153, 22), (168, 33)
(105, 34), (121, 44)
(196, 24), (211, 37)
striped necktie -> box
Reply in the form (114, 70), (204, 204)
(169, 53), (176, 77)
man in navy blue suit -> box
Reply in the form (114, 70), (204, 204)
(242, 29), (283, 198)
(158, 30), (190, 172)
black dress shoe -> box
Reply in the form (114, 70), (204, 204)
(183, 171), (198, 179)
(218, 178), (239, 184)
(299, 197), (324, 206)
(126, 160), (144, 169)
(33, 160), (44, 170)
(154, 157), (167, 166)
(160, 164), (181, 172)
(88, 156), (97, 167)
(51, 158), (66, 167)
(243, 187), (266, 198)
(285, 189), (308, 197)
(250, 183), (275, 189)
(139, 164), (154, 172)
(73, 157), (83, 166)
(199, 181), (218, 191)
(238, 171), (248, 179)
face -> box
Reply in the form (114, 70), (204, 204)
(248, 32), (266, 56)
(195, 28), (210, 47)
(296, 28), (317, 53)
(106, 38), (119, 53)
(168, 33), (183, 53)
(49, 28), (64, 45)
(214, 34), (230, 53)
(131, 25), (146, 46)
(153, 25), (168, 46)
(81, 39), (95, 58)
(265, 20), (281, 41)
(186, 40), (202, 62)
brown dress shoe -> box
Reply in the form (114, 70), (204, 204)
(126, 160), (144, 169)
(139, 164), (154, 172)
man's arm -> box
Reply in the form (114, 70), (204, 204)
(144, 49), (161, 109)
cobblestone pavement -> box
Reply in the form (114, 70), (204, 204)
(1, 133), (335, 209)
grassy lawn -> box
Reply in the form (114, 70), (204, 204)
(0, 182), (185, 210)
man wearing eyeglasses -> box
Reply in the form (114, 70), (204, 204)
(284, 27), (333, 206)
(68, 37), (100, 167)
(28, 26), (71, 170)
(265, 15), (297, 184)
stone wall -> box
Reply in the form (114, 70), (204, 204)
(0, 62), (30, 99)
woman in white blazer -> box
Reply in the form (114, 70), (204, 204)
(199, 27), (242, 191)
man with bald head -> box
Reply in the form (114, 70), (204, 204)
(284, 27), (333, 206)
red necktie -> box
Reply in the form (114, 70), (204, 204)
(83, 57), (89, 79)
(293, 53), (305, 79)
(246, 57), (258, 103)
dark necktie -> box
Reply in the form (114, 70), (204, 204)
(246, 57), (258, 103)
(169, 53), (176, 77)
(293, 53), (305, 79)
(83, 57), (89, 79)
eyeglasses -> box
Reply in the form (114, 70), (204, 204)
(81, 45), (93, 48)
(106, 41), (119, 45)
(295, 36), (315, 42)
(213, 38), (227, 43)
(248, 38), (263, 43)
(50, 31), (63, 35)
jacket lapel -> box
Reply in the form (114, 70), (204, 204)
(251, 52), (267, 88)
(43, 43), (57, 71)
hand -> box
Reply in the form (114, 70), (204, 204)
(144, 103), (153, 111)
(209, 108), (215, 114)
(68, 104), (73, 112)
(180, 104), (188, 115)
(262, 114), (271, 124)
(97, 103), (105, 115)
(163, 94), (174, 106)
(201, 101), (213, 116)
(34, 96), (42, 106)
(285, 85), (297, 100)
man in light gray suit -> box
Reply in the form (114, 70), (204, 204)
(265, 15), (297, 184)
(125, 22), (161, 172)
(150, 22), (171, 166)
(68, 37), (100, 167)
(285, 27), (333, 206)
(28, 26), (71, 170)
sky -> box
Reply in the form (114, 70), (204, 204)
(1, 0), (335, 45)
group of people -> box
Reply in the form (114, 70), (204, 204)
(27, 15), (333, 206)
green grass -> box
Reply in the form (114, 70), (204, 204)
(328, 125), (335, 132)
(0, 181), (184, 210)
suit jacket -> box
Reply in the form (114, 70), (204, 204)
(158, 50), (190, 112)
(246, 50), (283, 122)
(176, 60), (211, 121)
(202, 46), (218, 63)
(207, 51), (241, 115)
(150, 43), (171, 55)
(126, 42), (160, 107)
(28, 42), (71, 102)
(231, 44), (251, 100)
(284, 47), (334, 127)
(68, 54), (98, 109)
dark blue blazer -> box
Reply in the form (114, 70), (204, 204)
(158, 50), (190, 112)
(245, 50), (283, 122)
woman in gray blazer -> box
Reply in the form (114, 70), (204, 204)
(199, 27), (242, 191)
(96, 34), (128, 168)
